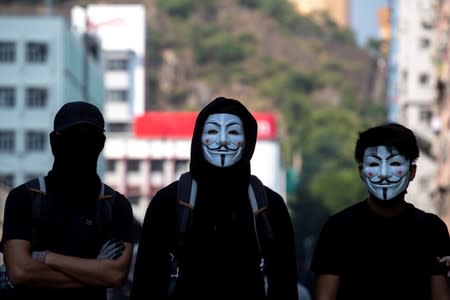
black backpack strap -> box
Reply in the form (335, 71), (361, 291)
(168, 172), (197, 298)
(96, 182), (115, 225)
(25, 176), (47, 247)
(248, 175), (273, 296)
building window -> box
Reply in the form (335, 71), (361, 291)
(26, 87), (48, 108)
(24, 173), (44, 182)
(0, 87), (15, 107)
(419, 107), (432, 122)
(0, 174), (14, 188)
(107, 122), (130, 133)
(150, 159), (164, 172)
(175, 159), (189, 174)
(106, 89), (128, 102)
(0, 41), (16, 62)
(419, 73), (429, 85)
(0, 130), (14, 152)
(26, 42), (48, 63)
(106, 159), (117, 172)
(419, 37), (430, 49)
(25, 131), (46, 151)
(106, 58), (128, 71)
(127, 159), (140, 172)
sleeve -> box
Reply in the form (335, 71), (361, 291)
(1, 184), (33, 248)
(111, 192), (134, 244)
(264, 188), (299, 300)
(129, 182), (177, 300)
(427, 214), (450, 275)
(309, 215), (343, 275)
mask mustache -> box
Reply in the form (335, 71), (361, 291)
(206, 145), (239, 151)
(369, 177), (402, 185)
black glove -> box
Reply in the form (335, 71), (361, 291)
(97, 239), (125, 260)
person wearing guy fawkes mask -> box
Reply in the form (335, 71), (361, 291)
(0, 101), (134, 300)
(130, 97), (299, 300)
(310, 122), (450, 300)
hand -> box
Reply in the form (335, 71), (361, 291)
(438, 256), (450, 277)
(32, 250), (50, 264)
(97, 239), (125, 260)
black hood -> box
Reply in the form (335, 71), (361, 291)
(189, 97), (258, 183)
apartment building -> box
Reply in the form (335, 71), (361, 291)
(71, 4), (146, 134)
(0, 16), (104, 188)
(390, 0), (438, 213)
(430, 0), (450, 227)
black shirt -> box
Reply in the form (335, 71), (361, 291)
(1, 175), (134, 300)
(310, 200), (450, 300)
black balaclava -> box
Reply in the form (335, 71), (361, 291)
(48, 102), (106, 201)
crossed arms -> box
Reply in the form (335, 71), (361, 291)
(3, 238), (132, 289)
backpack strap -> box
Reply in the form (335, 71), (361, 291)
(168, 172), (197, 298)
(96, 182), (115, 225)
(25, 176), (47, 247)
(249, 175), (273, 296)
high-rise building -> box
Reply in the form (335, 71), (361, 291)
(0, 16), (104, 188)
(390, 0), (438, 213)
(71, 4), (146, 134)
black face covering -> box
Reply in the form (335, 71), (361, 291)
(50, 124), (105, 181)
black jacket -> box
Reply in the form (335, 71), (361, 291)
(130, 97), (298, 300)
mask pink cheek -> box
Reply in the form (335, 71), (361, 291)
(366, 172), (374, 177)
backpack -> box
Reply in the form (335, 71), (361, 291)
(0, 176), (116, 292)
(167, 172), (274, 298)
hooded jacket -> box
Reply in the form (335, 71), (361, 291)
(130, 97), (298, 300)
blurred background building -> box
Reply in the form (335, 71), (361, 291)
(0, 15), (104, 188)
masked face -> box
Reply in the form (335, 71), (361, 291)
(361, 146), (411, 201)
(201, 113), (245, 167)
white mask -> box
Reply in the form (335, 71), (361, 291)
(201, 113), (245, 167)
(361, 146), (411, 201)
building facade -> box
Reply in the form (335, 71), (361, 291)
(71, 4), (146, 134)
(0, 16), (104, 188)
(431, 0), (450, 227)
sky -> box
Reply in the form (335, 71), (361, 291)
(351, 0), (390, 46)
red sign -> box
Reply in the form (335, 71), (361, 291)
(133, 111), (276, 140)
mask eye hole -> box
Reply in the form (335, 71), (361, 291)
(207, 129), (218, 134)
(390, 162), (401, 166)
(228, 130), (239, 135)
(368, 162), (379, 167)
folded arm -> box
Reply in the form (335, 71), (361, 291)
(431, 274), (450, 300)
(314, 274), (339, 300)
(4, 239), (132, 289)
(45, 241), (132, 287)
(4, 239), (84, 289)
